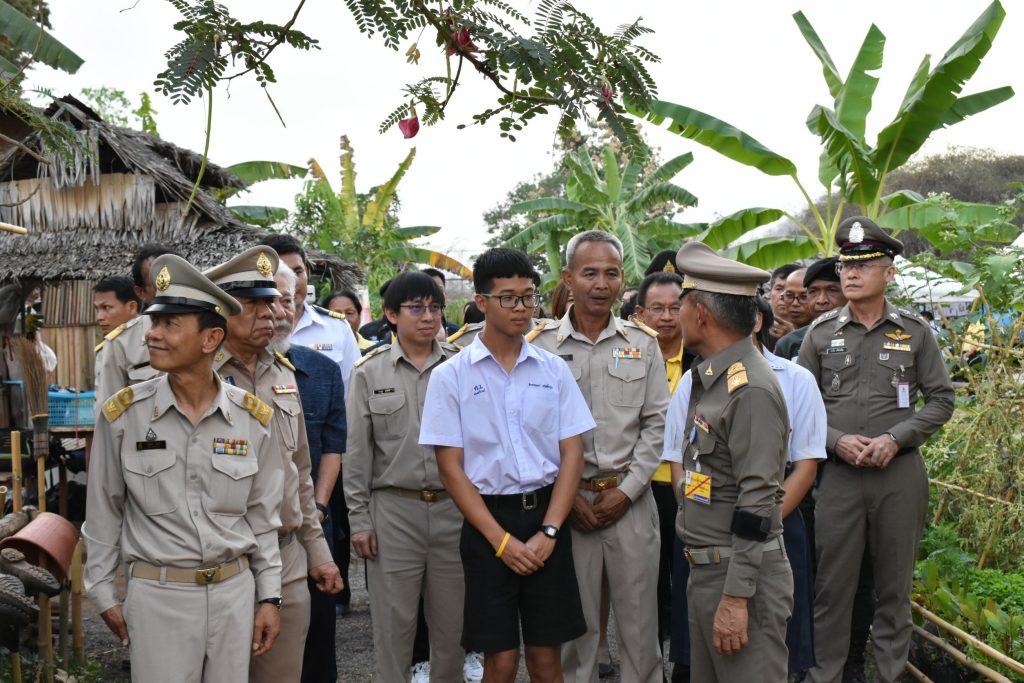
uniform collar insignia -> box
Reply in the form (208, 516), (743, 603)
(889, 312), (900, 320)
(704, 366), (713, 376)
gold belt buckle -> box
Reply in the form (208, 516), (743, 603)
(683, 548), (695, 565)
(196, 566), (221, 584)
(594, 478), (611, 491)
(420, 490), (437, 503)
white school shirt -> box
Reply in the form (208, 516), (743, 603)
(291, 304), (361, 398)
(661, 348), (826, 465)
(419, 334), (596, 495)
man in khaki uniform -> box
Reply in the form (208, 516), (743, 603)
(84, 253), (284, 683)
(345, 271), (464, 682)
(800, 218), (954, 683)
(530, 230), (669, 683)
(94, 244), (178, 402)
(673, 241), (793, 682)
(205, 247), (343, 683)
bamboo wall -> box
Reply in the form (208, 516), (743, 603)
(41, 280), (99, 391)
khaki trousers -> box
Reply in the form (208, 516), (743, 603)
(562, 488), (662, 683)
(251, 539), (311, 683)
(124, 565), (254, 683)
(807, 453), (929, 683)
(687, 547), (793, 683)
(366, 492), (464, 683)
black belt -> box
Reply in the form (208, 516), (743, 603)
(481, 484), (553, 511)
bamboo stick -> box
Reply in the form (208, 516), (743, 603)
(37, 558), (54, 683)
(913, 625), (1011, 683)
(11, 431), (22, 513)
(904, 661), (933, 683)
(929, 479), (1017, 507)
(912, 602), (1024, 677)
(11, 651), (21, 683)
(37, 452), (45, 513)
(71, 539), (84, 666)
(58, 589), (69, 669)
(0, 221), (28, 234)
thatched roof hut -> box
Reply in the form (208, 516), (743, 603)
(0, 95), (360, 390)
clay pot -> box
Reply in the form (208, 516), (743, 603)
(0, 512), (79, 582)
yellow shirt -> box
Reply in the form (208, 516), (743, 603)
(653, 342), (686, 483)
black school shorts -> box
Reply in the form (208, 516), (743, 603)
(459, 486), (587, 653)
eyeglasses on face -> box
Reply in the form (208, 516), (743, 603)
(480, 293), (541, 309)
(398, 303), (444, 317)
(782, 292), (810, 303)
(645, 305), (682, 316)
(836, 262), (891, 274)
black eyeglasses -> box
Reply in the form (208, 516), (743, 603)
(480, 293), (541, 309)
(782, 292), (810, 303)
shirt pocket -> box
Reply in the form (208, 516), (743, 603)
(123, 450), (178, 515)
(607, 360), (646, 407)
(207, 454), (260, 516)
(368, 393), (407, 441)
(523, 387), (558, 437)
(820, 353), (857, 398)
(272, 395), (301, 452)
(874, 354), (917, 400)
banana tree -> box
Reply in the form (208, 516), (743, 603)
(0, 0), (83, 75)
(292, 136), (472, 296)
(629, 1), (1014, 262)
(223, 160), (308, 224)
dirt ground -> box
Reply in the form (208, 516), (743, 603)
(75, 559), (667, 682)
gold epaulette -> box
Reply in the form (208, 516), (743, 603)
(627, 316), (659, 338)
(274, 350), (296, 371)
(94, 340), (105, 353)
(102, 387), (135, 422)
(525, 320), (549, 343)
(726, 361), (749, 394)
(243, 392), (273, 427)
(355, 344), (388, 368)
(105, 323), (128, 341)
(313, 304), (347, 321)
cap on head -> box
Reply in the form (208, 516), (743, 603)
(835, 216), (903, 262)
(675, 241), (771, 296)
(204, 246), (282, 299)
(644, 250), (679, 276)
(145, 254), (242, 318)
(803, 256), (841, 287)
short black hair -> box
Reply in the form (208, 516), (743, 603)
(690, 290), (758, 337)
(94, 276), (142, 307)
(421, 268), (446, 284)
(462, 300), (485, 324)
(636, 272), (684, 307)
(259, 233), (306, 261)
(472, 248), (539, 294)
(322, 290), (361, 315)
(770, 263), (800, 283)
(754, 297), (774, 350)
(382, 272), (445, 332)
(378, 278), (392, 298)
(131, 243), (178, 288)
(197, 309), (228, 336)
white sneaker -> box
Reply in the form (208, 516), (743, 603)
(410, 660), (431, 683)
(463, 652), (484, 683)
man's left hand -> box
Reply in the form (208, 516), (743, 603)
(310, 562), (344, 594)
(861, 434), (899, 469)
(713, 595), (749, 656)
(252, 603), (281, 656)
(592, 488), (631, 527)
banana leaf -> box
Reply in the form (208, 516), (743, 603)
(835, 24), (885, 142)
(641, 152), (694, 188)
(387, 246), (473, 278)
(720, 235), (821, 270)
(626, 183), (698, 214)
(806, 105), (879, 212)
(227, 160), (307, 186)
(692, 208), (787, 251)
(511, 198), (589, 215)
(941, 86), (1015, 126)
(629, 100), (797, 177)
(793, 11), (844, 97)
(506, 214), (578, 250)
(363, 147), (416, 230)
(0, 1), (83, 74)
(394, 226), (441, 238)
(228, 205), (289, 227)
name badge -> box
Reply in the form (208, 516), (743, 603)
(897, 382), (910, 408)
(136, 440), (167, 450)
(684, 470), (712, 505)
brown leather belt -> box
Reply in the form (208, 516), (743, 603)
(579, 473), (625, 492)
(684, 536), (785, 567)
(378, 486), (450, 503)
(130, 556), (249, 585)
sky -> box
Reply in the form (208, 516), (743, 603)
(29, 1), (1024, 270)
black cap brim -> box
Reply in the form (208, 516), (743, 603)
(220, 286), (282, 299)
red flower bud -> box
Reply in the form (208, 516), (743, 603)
(446, 26), (479, 56)
(398, 114), (420, 139)
(601, 83), (613, 103)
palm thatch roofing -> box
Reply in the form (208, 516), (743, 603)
(0, 95), (360, 288)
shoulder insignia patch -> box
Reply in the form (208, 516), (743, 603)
(447, 322), (483, 344)
(726, 361), (748, 394)
(525, 320), (549, 343)
(627, 316), (659, 338)
(355, 344), (389, 368)
(243, 392), (273, 427)
(94, 340), (106, 353)
(102, 387), (135, 422)
(439, 341), (461, 355)
(104, 323), (128, 342)
(810, 308), (840, 329)
(273, 350), (296, 371)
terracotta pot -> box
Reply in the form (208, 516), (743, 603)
(0, 512), (79, 582)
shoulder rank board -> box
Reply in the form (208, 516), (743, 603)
(726, 361), (748, 393)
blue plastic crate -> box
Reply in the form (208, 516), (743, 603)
(47, 391), (96, 427)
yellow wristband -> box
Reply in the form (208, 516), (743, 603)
(495, 532), (512, 558)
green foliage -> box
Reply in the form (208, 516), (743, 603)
(0, 0), (80, 75)
(134, 92), (160, 136)
(344, 0), (658, 149)
(77, 87), (160, 137)
(0, 0), (51, 71)
(629, 2), (1013, 267)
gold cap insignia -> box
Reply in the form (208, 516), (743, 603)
(155, 266), (171, 292)
(662, 261), (676, 273)
(256, 251), (273, 277)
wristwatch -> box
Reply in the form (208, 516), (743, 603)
(886, 432), (898, 445)
(259, 597), (284, 610)
(541, 525), (559, 539)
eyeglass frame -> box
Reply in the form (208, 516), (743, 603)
(479, 293), (542, 309)
(835, 261), (893, 274)
(398, 302), (444, 316)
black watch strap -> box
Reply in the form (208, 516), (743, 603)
(315, 502), (329, 517)
(541, 524), (559, 539)
(259, 597), (284, 610)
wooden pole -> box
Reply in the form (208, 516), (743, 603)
(912, 602), (1024, 677)
(10, 651), (21, 683)
(0, 221), (28, 235)
(58, 461), (68, 518)
(904, 661), (934, 683)
(10, 431), (22, 513)
(913, 625), (1011, 683)
(929, 479), (1017, 507)
(36, 452), (46, 513)
(37, 557), (54, 683)
(71, 539), (84, 667)
(58, 589), (69, 668)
